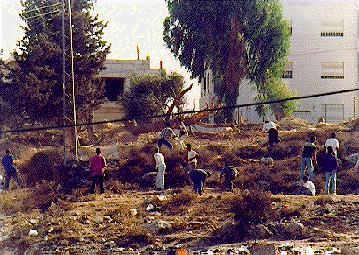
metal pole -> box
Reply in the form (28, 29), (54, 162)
(324, 103), (327, 123)
(61, 0), (67, 164)
(67, 0), (78, 161)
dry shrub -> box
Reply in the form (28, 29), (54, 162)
(163, 188), (196, 215)
(230, 189), (273, 226)
(19, 150), (63, 186)
(0, 182), (59, 214)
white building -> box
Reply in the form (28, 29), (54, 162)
(93, 57), (164, 121)
(199, 0), (359, 123)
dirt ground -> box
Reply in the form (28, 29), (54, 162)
(0, 118), (358, 254)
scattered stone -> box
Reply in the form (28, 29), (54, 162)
(93, 216), (104, 224)
(29, 219), (38, 224)
(146, 220), (172, 232)
(146, 204), (155, 211)
(250, 243), (277, 255)
(260, 157), (274, 166)
(130, 209), (138, 216)
(28, 229), (38, 236)
(248, 224), (273, 239)
(276, 222), (304, 239)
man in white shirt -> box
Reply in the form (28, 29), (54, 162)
(262, 118), (280, 148)
(154, 147), (166, 190)
(325, 132), (339, 157)
(186, 144), (199, 168)
(302, 176), (316, 196)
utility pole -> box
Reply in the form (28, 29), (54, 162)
(61, 0), (67, 164)
(68, 0), (79, 161)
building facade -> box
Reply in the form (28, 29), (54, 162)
(93, 57), (163, 122)
(199, 0), (359, 123)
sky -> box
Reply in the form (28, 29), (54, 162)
(0, 0), (200, 109)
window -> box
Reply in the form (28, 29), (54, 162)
(104, 78), (125, 101)
(321, 20), (344, 37)
(282, 62), (293, 78)
(321, 62), (344, 79)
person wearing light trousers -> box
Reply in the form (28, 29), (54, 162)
(323, 146), (338, 195)
(154, 147), (166, 190)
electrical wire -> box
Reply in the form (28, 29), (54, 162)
(1, 87), (358, 134)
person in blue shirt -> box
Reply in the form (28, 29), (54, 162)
(2, 149), (21, 190)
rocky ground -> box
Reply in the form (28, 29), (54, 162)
(0, 118), (358, 254)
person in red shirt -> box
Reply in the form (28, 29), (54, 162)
(89, 148), (107, 194)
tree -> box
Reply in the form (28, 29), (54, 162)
(163, 0), (295, 121)
(5, 0), (110, 126)
(122, 72), (184, 122)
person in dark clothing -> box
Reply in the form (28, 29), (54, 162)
(323, 146), (338, 195)
(220, 161), (238, 192)
(183, 162), (210, 195)
(300, 136), (317, 181)
(2, 149), (21, 190)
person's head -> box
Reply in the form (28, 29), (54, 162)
(186, 144), (192, 152)
(331, 132), (336, 139)
(327, 146), (334, 154)
(309, 135), (316, 143)
(155, 146), (160, 154)
(95, 148), (101, 155)
(303, 176), (309, 182)
(5, 149), (11, 154)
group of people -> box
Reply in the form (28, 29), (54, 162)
(0, 119), (344, 196)
(299, 132), (339, 196)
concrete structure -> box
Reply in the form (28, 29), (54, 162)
(93, 57), (164, 122)
(199, 0), (359, 123)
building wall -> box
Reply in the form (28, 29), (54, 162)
(282, 0), (358, 123)
(199, 0), (359, 123)
(93, 58), (163, 122)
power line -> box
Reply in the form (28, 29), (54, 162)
(2, 88), (358, 134)
(22, 3), (62, 15)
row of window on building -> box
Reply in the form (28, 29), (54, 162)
(282, 62), (345, 79)
(289, 20), (345, 37)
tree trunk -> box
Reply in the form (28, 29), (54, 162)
(223, 17), (248, 123)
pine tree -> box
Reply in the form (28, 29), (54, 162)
(6, 0), (110, 125)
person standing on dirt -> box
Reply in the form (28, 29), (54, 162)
(154, 146), (166, 190)
(300, 136), (317, 182)
(177, 118), (188, 150)
(325, 132), (339, 157)
(262, 118), (280, 148)
(183, 162), (210, 195)
(323, 146), (338, 195)
(158, 122), (177, 150)
(2, 149), (21, 190)
(89, 148), (107, 194)
(220, 161), (238, 192)
(186, 144), (199, 168)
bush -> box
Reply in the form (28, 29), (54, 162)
(19, 150), (63, 186)
(230, 189), (272, 227)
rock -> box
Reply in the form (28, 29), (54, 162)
(130, 209), (138, 216)
(29, 219), (38, 224)
(250, 243), (277, 255)
(146, 220), (172, 232)
(146, 204), (155, 211)
(276, 222), (304, 239)
(28, 229), (38, 236)
(346, 153), (359, 165)
(248, 224), (273, 239)
(93, 216), (104, 224)
(260, 157), (274, 166)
